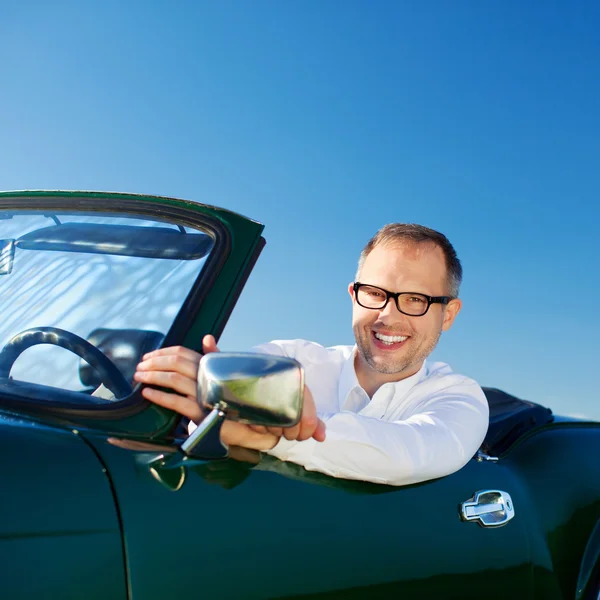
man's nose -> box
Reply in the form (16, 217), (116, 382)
(378, 297), (406, 322)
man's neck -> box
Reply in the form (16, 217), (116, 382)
(354, 353), (421, 399)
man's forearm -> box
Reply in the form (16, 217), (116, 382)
(266, 397), (488, 486)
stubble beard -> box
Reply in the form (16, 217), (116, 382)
(355, 328), (442, 376)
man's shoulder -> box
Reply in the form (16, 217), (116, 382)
(251, 339), (354, 364)
(420, 360), (487, 402)
(423, 360), (474, 383)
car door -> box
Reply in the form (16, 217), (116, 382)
(89, 438), (536, 599)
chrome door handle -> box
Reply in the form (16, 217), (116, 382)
(460, 490), (515, 528)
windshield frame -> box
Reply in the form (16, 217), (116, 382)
(0, 193), (232, 421)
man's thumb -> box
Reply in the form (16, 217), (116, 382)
(202, 334), (220, 354)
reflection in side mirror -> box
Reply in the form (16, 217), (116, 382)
(0, 240), (15, 275)
(180, 352), (304, 460)
(199, 352), (303, 426)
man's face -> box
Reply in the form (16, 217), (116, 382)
(348, 241), (462, 380)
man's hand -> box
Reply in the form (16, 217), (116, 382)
(247, 385), (325, 442)
(135, 344), (203, 421)
(134, 335), (326, 450)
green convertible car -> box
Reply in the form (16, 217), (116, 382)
(1, 191), (599, 600)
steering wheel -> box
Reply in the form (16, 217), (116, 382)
(0, 327), (133, 399)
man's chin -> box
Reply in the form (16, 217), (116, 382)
(357, 343), (414, 375)
(365, 356), (407, 376)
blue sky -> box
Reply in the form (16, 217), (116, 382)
(1, 1), (599, 418)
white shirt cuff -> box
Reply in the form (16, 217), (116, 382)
(266, 436), (318, 463)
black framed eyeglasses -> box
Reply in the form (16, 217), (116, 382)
(353, 282), (453, 317)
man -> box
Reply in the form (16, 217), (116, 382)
(134, 224), (489, 486)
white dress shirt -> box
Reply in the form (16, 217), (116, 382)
(250, 339), (489, 486)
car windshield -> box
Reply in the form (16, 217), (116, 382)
(0, 212), (214, 398)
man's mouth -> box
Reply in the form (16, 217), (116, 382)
(371, 331), (409, 349)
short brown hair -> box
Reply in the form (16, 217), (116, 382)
(356, 223), (462, 297)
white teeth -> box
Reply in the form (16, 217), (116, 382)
(374, 333), (408, 345)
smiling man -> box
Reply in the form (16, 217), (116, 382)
(135, 223), (489, 486)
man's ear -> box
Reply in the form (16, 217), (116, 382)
(348, 282), (355, 301)
(441, 298), (462, 331)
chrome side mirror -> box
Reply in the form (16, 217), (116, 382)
(181, 352), (304, 459)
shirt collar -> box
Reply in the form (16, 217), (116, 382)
(338, 346), (426, 412)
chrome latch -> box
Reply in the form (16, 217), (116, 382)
(476, 449), (498, 462)
(460, 490), (515, 528)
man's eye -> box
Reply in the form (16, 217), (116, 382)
(408, 296), (426, 303)
(366, 290), (385, 299)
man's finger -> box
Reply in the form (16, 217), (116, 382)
(142, 345), (200, 363)
(136, 354), (200, 381)
(134, 369), (197, 399)
(141, 387), (203, 423)
(283, 424), (301, 440)
(313, 418), (326, 442)
(248, 425), (268, 434)
(298, 386), (319, 441)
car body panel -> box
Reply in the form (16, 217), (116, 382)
(0, 414), (126, 599)
(576, 518), (600, 599)
(87, 432), (536, 599)
(505, 423), (600, 599)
